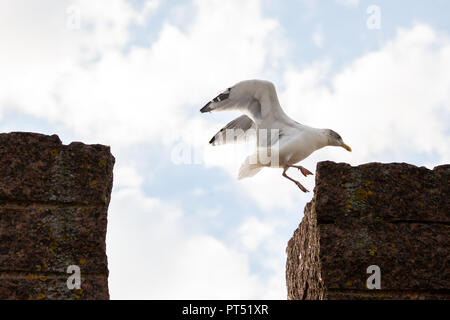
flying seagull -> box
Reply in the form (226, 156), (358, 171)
(200, 79), (351, 192)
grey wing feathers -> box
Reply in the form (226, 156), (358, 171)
(200, 82), (262, 120)
(199, 80), (288, 126)
(209, 115), (255, 146)
(201, 79), (294, 145)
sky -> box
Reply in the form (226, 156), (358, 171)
(1, 0), (449, 299)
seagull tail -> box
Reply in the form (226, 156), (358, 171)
(238, 158), (263, 180)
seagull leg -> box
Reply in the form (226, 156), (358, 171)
(287, 165), (313, 177)
(282, 168), (309, 193)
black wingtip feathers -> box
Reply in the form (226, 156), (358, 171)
(200, 102), (212, 113)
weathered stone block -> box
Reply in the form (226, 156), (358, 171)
(286, 161), (449, 300)
(0, 132), (114, 300)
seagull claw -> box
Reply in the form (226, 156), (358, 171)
(298, 166), (313, 177)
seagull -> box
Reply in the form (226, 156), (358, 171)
(200, 79), (351, 192)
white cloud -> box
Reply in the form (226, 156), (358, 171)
(114, 165), (144, 189)
(0, 0), (160, 128)
(107, 186), (274, 299)
(282, 24), (450, 165)
(238, 216), (275, 251)
(0, 0), (284, 148)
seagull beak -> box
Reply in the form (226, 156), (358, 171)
(342, 143), (352, 152)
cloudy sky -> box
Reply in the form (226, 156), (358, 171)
(1, 0), (449, 299)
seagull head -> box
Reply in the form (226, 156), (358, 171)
(326, 129), (352, 152)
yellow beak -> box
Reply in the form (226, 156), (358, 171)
(342, 143), (352, 152)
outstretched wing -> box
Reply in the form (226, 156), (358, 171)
(200, 80), (290, 125)
(209, 115), (255, 146)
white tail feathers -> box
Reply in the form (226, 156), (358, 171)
(238, 157), (263, 180)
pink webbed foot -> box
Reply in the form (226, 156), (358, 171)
(288, 165), (313, 177)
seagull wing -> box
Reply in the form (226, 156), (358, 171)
(200, 79), (291, 126)
(209, 114), (255, 146)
